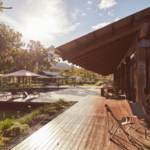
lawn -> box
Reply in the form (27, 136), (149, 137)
(0, 82), (43, 91)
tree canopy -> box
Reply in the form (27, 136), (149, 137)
(0, 22), (58, 73)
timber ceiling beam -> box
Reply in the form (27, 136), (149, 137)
(81, 54), (124, 69)
(75, 47), (128, 66)
(92, 68), (116, 75)
(62, 25), (139, 60)
(72, 43), (131, 65)
(93, 32), (98, 42)
(82, 60), (120, 72)
(117, 22), (150, 68)
(112, 23), (115, 34)
(70, 34), (135, 63)
(74, 40), (82, 47)
(130, 15), (135, 26)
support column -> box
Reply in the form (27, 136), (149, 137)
(116, 69), (119, 87)
(121, 63), (125, 94)
(125, 57), (130, 100)
(114, 70), (116, 84)
(119, 67), (121, 90)
(136, 47), (146, 109)
(146, 48), (150, 113)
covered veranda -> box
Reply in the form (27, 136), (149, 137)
(55, 7), (150, 114)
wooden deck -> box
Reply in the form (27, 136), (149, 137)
(12, 88), (150, 150)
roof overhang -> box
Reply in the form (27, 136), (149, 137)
(55, 7), (150, 76)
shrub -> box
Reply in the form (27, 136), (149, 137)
(42, 106), (57, 115)
(65, 80), (69, 85)
(6, 122), (29, 136)
(58, 99), (70, 105)
(31, 109), (40, 118)
(96, 81), (103, 86)
(0, 119), (14, 132)
(51, 103), (65, 110)
(18, 119), (26, 125)
(15, 83), (19, 88)
(33, 114), (49, 122)
(24, 116), (32, 124)
(0, 137), (10, 147)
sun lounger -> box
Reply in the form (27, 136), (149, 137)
(26, 88), (40, 97)
(10, 89), (23, 98)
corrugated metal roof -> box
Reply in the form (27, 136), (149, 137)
(55, 7), (150, 75)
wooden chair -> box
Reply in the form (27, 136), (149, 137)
(26, 88), (40, 98)
(105, 104), (133, 141)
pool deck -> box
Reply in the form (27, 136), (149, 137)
(0, 86), (94, 103)
(10, 87), (150, 150)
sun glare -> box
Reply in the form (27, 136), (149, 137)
(26, 18), (56, 41)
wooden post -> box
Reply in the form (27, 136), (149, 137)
(23, 76), (24, 93)
(121, 64), (125, 94)
(114, 70), (117, 84)
(117, 69), (119, 87)
(136, 47), (146, 109)
(146, 48), (150, 112)
(125, 57), (130, 100)
(119, 67), (121, 90)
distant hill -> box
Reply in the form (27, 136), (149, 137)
(54, 62), (76, 70)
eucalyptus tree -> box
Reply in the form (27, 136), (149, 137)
(0, 23), (25, 73)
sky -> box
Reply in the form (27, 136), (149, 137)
(1, 0), (150, 48)
(1, 0), (150, 64)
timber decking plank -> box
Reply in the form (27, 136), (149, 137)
(90, 101), (104, 150)
(12, 88), (148, 150)
(52, 99), (95, 150)
(92, 97), (106, 150)
(32, 98), (93, 150)
(13, 99), (90, 150)
(84, 98), (101, 150)
(72, 98), (100, 150)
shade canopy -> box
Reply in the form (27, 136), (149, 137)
(55, 7), (150, 75)
(2, 70), (42, 77)
(37, 76), (49, 79)
(53, 75), (65, 79)
(69, 75), (81, 79)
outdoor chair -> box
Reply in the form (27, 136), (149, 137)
(105, 104), (134, 141)
(128, 101), (150, 131)
(26, 88), (40, 98)
(10, 89), (23, 98)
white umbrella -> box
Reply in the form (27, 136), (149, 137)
(2, 70), (42, 93)
(69, 75), (81, 84)
(53, 75), (65, 84)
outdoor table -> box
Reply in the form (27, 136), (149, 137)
(95, 86), (116, 97)
(139, 120), (150, 139)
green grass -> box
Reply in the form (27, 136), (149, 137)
(82, 84), (97, 86)
(0, 82), (43, 91)
(0, 111), (27, 121)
